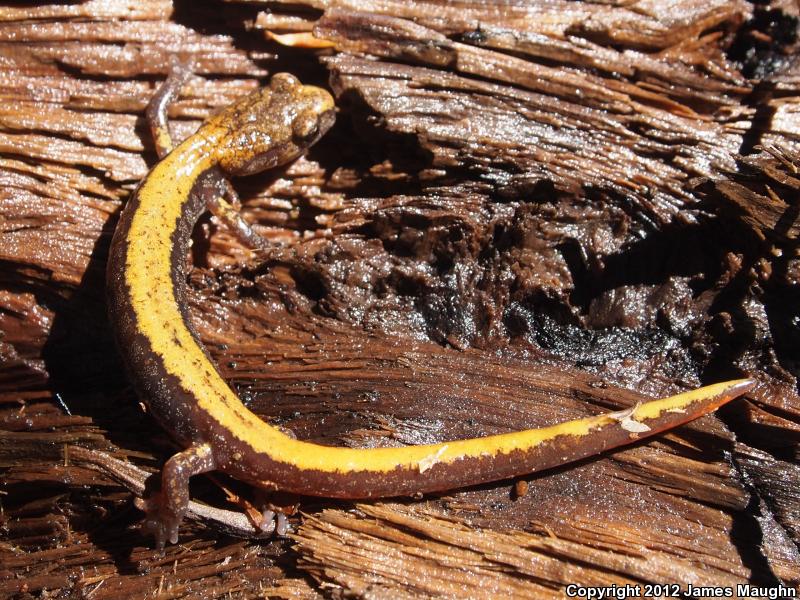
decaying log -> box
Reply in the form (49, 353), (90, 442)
(1, 0), (799, 597)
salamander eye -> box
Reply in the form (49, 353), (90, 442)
(270, 73), (299, 93)
(292, 111), (319, 143)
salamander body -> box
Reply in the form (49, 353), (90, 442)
(107, 72), (754, 547)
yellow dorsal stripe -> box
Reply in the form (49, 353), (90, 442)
(125, 129), (747, 475)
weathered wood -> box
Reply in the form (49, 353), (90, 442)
(1, 0), (799, 597)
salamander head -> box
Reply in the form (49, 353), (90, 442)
(213, 72), (335, 176)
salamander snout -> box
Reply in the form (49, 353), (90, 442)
(215, 73), (336, 176)
(289, 85), (336, 150)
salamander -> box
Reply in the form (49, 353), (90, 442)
(107, 70), (755, 548)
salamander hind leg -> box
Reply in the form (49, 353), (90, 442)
(135, 443), (216, 549)
(252, 489), (299, 537)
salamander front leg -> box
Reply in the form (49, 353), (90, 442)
(136, 443), (216, 549)
(200, 175), (272, 251)
(146, 61), (192, 158)
(146, 66), (271, 250)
